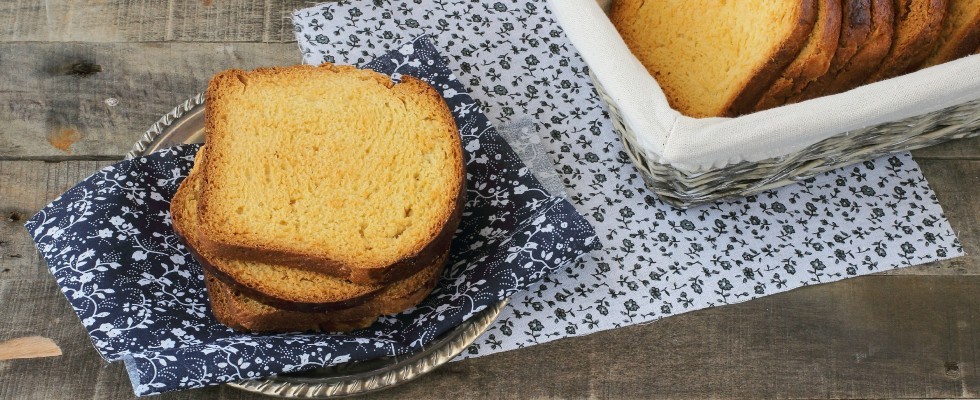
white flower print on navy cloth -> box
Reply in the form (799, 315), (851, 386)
(26, 37), (598, 396)
(291, 0), (964, 361)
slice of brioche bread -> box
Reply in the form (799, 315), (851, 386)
(204, 249), (446, 333)
(609, 0), (818, 117)
(866, 0), (948, 81)
(172, 152), (394, 312)
(203, 274), (375, 333)
(196, 65), (464, 285)
(755, 0), (843, 111)
(921, 0), (980, 66)
(792, 0), (874, 101)
(803, 0), (896, 97)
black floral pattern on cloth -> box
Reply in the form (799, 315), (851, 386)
(25, 37), (599, 396)
(292, 0), (964, 360)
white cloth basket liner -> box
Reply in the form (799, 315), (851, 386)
(549, 0), (980, 172)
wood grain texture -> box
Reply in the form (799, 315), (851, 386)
(0, 42), (298, 159)
(0, 160), (114, 281)
(0, 46), (974, 161)
(0, 0), (310, 43)
(1, 276), (977, 399)
(911, 135), (980, 159)
(0, 279), (103, 399)
(0, 336), (61, 360)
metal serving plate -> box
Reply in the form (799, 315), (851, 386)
(130, 94), (507, 398)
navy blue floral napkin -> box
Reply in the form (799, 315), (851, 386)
(25, 36), (598, 396)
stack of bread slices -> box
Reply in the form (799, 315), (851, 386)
(171, 64), (466, 333)
(610, 0), (980, 118)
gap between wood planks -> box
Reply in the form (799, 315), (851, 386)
(910, 155), (980, 161)
(0, 155), (125, 162)
(0, 40), (295, 44)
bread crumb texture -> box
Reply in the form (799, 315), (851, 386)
(200, 65), (461, 269)
(171, 156), (386, 307)
(610, 0), (813, 117)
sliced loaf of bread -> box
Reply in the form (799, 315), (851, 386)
(204, 275), (376, 333)
(196, 65), (464, 285)
(755, 0), (843, 111)
(866, 0), (948, 81)
(172, 153), (394, 312)
(609, 0), (818, 117)
(204, 249), (446, 333)
(921, 0), (980, 66)
(792, 0), (874, 101)
(804, 0), (896, 97)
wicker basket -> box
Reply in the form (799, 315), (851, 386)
(552, 0), (980, 207)
(595, 76), (980, 205)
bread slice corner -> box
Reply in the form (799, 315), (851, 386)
(195, 65), (464, 284)
(172, 156), (399, 312)
(610, 0), (818, 117)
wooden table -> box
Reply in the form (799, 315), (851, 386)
(1, 1), (978, 398)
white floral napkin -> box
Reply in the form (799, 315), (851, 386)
(292, 0), (964, 359)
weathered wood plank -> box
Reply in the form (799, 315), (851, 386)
(0, 160), (114, 281)
(367, 276), (978, 399)
(0, 279), (103, 400)
(911, 135), (980, 159)
(575, 275), (979, 399)
(0, 46), (975, 161)
(0, 0), (309, 43)
(1, 275), (977, 399)
(0, 42), (298, 159)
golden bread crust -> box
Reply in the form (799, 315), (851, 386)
(196, 65), (464, 285)
(866, 0), (948, 81)
(610, 0), (819, 117)
(805, 0), (896, 97)
(171, 152), (389, 311)
(755, 0), (844, 111)
(795, 0), (875, 100)
(203, 252), (445, 333)
(921, 0), (980, 66)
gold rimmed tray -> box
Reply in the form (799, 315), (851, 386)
(129, 94), (507, 398)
